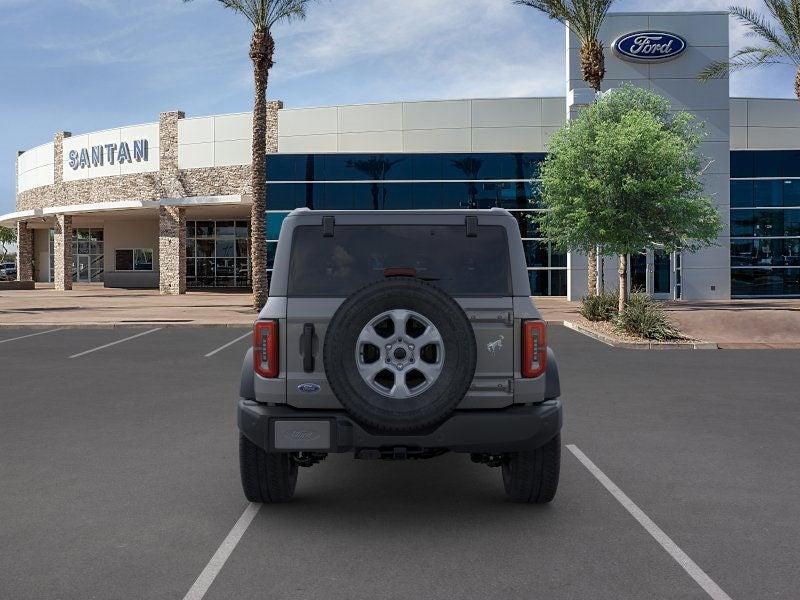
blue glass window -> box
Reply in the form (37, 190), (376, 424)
(783, 180), (800, 207)
(323, 183), (353, 209)
(266, 212), (289, 240)
(267, 183), (302, 210)
(730, 180), (753, 208)
(754, 180), (783, 207)
(411, 155), (443, 180)
(730, 151), (754, 178)
(732, 268), (800, 296)
(267, 155), (297, 181)
(411, 183), (444, 209)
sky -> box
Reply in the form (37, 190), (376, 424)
(0, 0), (797, 216)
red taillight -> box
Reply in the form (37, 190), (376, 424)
(521, 320), (547, 378)
(254, 320), (279, 378)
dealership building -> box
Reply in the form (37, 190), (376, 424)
(3, 10), (800, 299)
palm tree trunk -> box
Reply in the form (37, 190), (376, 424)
(580, 39), (604, 296)
(250, 29), (274, 311)
(796, 67), (800, 102)
(580, 40), (605, 93)
(618, 254), (628, 314)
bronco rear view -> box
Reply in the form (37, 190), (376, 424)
(238, 208), (563, 503)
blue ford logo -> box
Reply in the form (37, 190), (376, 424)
(613, 31), (686, 62)
(297, 383), (321, 394)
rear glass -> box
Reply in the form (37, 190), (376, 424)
(288, 225), (511, 296)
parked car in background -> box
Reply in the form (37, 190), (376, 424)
(0, 262), (16, 281)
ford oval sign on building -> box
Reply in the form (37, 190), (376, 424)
(613, 31), (687, 63)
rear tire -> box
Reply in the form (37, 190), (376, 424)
(502, 434), (561, 503)
(239, 434), (298, 503)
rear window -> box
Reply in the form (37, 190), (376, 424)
(287, 224), (511, 297)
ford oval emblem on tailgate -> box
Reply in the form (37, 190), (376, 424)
(297, 383), (321, 393)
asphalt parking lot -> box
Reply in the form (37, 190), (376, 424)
(1, 325), (799, 600)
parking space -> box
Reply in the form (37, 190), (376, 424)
(1, 325), (798, 599)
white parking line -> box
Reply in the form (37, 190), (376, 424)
(204, 331), (251, 358)
(567, 444), (733, 600)
(183, 503), (261, 600)
(0, 329), (63, 345)
(68, 328), (162, 359)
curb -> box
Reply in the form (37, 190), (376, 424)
(562, 321), (718, 350)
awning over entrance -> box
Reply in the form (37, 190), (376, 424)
(0, 195), (247, 227)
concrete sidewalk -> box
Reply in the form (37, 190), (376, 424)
(2, 285), (799, 347)
(0, 284), (256, 327)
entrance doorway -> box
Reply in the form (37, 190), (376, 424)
(71, 228), (105, 283)
(625, 248), (675, 299)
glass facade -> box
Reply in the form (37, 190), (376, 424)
(186, 220), (251, 288)
(731, 151), (800, 297)
(265, 152), (568, 295)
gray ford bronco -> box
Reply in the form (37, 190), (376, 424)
(238, 208), (562, 503)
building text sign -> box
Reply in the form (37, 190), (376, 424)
(68, 139), (149, 170)
(613, 31), (687, 63)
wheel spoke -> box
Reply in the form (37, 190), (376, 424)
(358, 325), (387, 349)
(413, 360), (441, 381)
(359, 358), (386, 380)
(413, 325), (442, 348)
(390, 370), (412, 399)
(390, 310), (410, 339)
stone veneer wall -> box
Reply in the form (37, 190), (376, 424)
(15, 222), (33, 281)
(158, 206), (186, 295)
(53, 214), (73, 291)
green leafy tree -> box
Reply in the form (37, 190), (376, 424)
(0, 226), (15, 263)
(515, 0), (616, 294)
(184, 0), (315, 310)
(699, 2), (800, 100)
(536, 85), (722, 313)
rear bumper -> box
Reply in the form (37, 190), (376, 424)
(238, 399), (562, 455)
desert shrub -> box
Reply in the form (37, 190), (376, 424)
(614, 293), (683, 340)
(579, 290), (619, 322)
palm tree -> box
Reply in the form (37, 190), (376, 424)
(184, 0), (314, 310)
(699, 2), (800, 101)
(515, 0), (615, 296)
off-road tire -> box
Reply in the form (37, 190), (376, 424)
(239, 434), (298, 503)
(323, 277), (477, 433)
(502, 434), (561, 503)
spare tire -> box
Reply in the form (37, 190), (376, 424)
(323, 277), (477, 433)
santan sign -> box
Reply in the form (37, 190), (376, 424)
(68, 139), (149, 170)
(613, 31), (687, 62)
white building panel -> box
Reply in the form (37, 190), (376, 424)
(730, 126), (748, 149)
(338, 103), (403, 133)
(278, 107), (338, 137)
(746, 127), (800, 150)
(472, 127), (543, 152)
(729, 99), (748, 127)
(747, 98), (800, 128)
(541, 98), (566, 127)
(178, 117), (214, 145)
(178, 141), (214, 170)
(214, 113), (252, 142)
(278, 134), (338, 153)
(338, 131), (403, 153)
(650, 78), (730, 112)
(648, 12), (729, 47)
(403, 100), (471, 130)
(214, 139), (250, 166)
(402, 128), (471, 153)
(471, 98), (542, 128)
